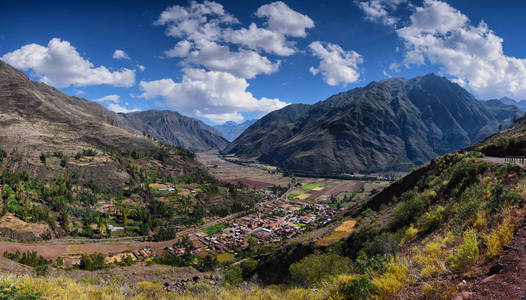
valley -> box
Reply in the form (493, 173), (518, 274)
(1, 55), (526, 299)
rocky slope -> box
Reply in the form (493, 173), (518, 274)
(121, 110), (229, 152)
(224, 74), (522, 175)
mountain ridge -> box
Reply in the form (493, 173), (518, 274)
(225, 73), (522, 174)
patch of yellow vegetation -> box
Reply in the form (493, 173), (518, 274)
(296, 193), (311, 200)
(316, 220), (356, 247)
(482, 217), (514, 258)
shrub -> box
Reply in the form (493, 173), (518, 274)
(241, 258), (259, 279)
(482, 217), (514, 258)
(446, 228), (479, 271)
(419, 206), (445, 233)
(339, 275), (378, 299)
(415, 241), (447, 278)
(289, 252), (352, 286)
(388, 190), (426, 230)
(354, 254), (390, 276)
(457, 197), (481, 225)
(0, 281), (40, 300)
(488, 184), (520, 212)
(371, 257), (409, 297)
(79, 253), (106, 271)
(223, 265), (243, 286)
(399, 224), (418, 246)
(473, 212), (487, 231)
(3, 250), (50, 268)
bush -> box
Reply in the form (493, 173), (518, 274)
(0, 281), (40, 300)
(389, 190), (426, 230)
(457, 197), (481, 225)
(419, 206), (444, 233)
(371, 258), (409, 297)
(482, 217), (514, 258)
(399, 224), (418, 246)
(241, 258), (259, 279)
(79, 253), (106, 271)
(488, 184), (520, 212)
(415, 241), (447, 278)
(289, 252), (352, 286)
(223, 265), (243, 286)
(446, 228), (479, 271)
(339, 275), (378, 299)
(3, 250), (50, 268)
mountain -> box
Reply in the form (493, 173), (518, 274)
(224, 74), (521, 175)
(121, 110), (229, 152)
(0, 59), (210, 192)
(213, 119), (257, 142)
(496, 96), (526, 111)
(0, 59), (156, 156)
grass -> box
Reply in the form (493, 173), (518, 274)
(205, 224), (227, 235)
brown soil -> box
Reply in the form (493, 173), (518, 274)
(223, 178), (270, 189)
(306, 180), (364, 201)
(468, 217), (526, 299)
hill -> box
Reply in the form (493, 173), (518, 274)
(0, 59), (260, 241)
(121, 110), (229, 152)
(213, 119), (257, 142)
(224, 74), (521, 175)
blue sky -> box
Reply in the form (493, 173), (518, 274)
(2, 0), (526, 125)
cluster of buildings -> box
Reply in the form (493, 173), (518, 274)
(165, 198), (340, 258)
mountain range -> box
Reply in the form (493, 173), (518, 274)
(224, 74), (522, 175)
(0, 59), (228, 153)
(213, 119), (257, 142)
(496, 97), (526, 112)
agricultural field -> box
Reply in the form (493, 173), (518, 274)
(316, 219), (357, 247)
(197, 151), (291, 188)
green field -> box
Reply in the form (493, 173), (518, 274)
(205, 224), (228, 235)
(302, 183), (326, 191)
(288, 190), (311, 200)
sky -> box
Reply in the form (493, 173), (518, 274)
(2, 0), (526, 125)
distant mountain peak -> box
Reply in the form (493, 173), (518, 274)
(214, 119), (257, 142)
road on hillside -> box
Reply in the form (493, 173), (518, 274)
(481, 156), (526, 166)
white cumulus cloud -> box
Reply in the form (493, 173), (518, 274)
(155, 1), (314, 79)
(185, 39), (279, 79)
(358, 0), (407, 26)
(224, 23), (295, 56)
(139, 68), (289, 123)
(393, 0), (526, 99)
(2, 38), (135, 88)
(94, 94), (120, 102)
(308, 41), (363, 86)
(165, 40), (192, 58)
(255, 1), (314, 38)
(108, 103), (139, 113)
(112, 49), (130, 60)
